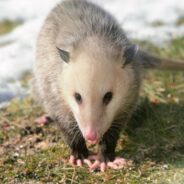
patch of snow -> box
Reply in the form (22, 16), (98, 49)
(0, 0), (61, 21)
(0, 81), (27, 104)
(92, 0), (184, 43)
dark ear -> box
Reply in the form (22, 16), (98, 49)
(57, 47), (70, 63)
(123, 44), (139, 67)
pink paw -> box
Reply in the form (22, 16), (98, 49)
(35, 115), (52, 126)
(107, 157), (130, 169)
(68, 154), (133, 172)
(89, 156), (132, 172)
(69, 155), (93, 168)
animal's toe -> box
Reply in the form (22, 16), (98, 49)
(83, 158), (92, 167)
(69, 155), (94, 168)
(100, 162), (106, 172)
(76, 159), (82, 167)
(69, 155), (75, 165)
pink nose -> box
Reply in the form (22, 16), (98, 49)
(85, 131), (97, 144)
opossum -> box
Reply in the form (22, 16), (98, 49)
(33, 0), (184, 171)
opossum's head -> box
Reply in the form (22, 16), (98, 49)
(58, 39), (139, 144)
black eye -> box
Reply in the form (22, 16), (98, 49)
(103, 92), (113, 105)
(74, 92), (82, 104)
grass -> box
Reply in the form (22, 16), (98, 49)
(0, 37), (184, 183)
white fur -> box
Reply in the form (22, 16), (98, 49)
(60, 38), (136, 141)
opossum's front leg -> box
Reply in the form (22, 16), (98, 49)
(98, 125), (120, 162)
(68, 135), (89, 166)
(61, 124), (90, 167)
(90, 123), (129, 171)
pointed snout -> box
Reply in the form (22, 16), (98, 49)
(84, 129), (98, 145)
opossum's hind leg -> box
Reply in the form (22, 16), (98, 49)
(30, 78), (53, 126)
(35, 115), (53, 126)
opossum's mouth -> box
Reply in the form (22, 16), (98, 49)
(84, 137), (100, 145)
(87, 139), (98, 145)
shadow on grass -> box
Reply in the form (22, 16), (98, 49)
(119, 98), (184, 167)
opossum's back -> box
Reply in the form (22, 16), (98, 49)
(35, 0), (129, 81)
(53, 0), (115, 30)
(49, 0), (128, 47)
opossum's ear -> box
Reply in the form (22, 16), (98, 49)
(57, 47), (70, 63)
(122, 44), (139, 67)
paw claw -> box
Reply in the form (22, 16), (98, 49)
(83, 159), (92, 167)
(77, 159), (82, 167)
(100, 162), (106, 172)
(69, 155), (75, 165)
